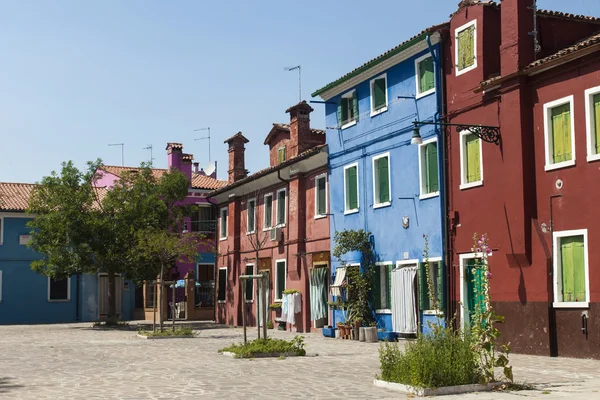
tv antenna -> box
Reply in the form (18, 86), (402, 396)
(285, 65), (301, 102)
(108, 143), (124, 166)
(194, 127), (211, 162)
(143, 144), (155, 165)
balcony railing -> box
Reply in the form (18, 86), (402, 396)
(195, 280), (215, 308)
(191, 220), (217, 233)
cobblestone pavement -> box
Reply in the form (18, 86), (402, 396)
(1, 322), (600, 399)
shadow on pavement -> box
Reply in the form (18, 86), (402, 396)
(0, 377), (23, 394)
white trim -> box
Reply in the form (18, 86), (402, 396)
(543, 95), (576, 171)
(369, 73), (389, 117)
(395, 259), (419, 268)
(275, 188), (287, 227)
(372, 152), (392, 208)
(418, 137), (440, 199)
(246, 197), (256, 235)
(274, 259), (287, 301)
(262, 193), (273, 231)
(47, 276), (71, 302)
(245, 263), (255, 302)
(459, 253), (482, 330)
(415, 53), (436, 99)
(376, 309), (392, 314)
(455, 19), (477, 76)
(314, 173), (328, 219)
(217, 267), (227, 303)
(341, 120), (357, 130)
(584, 86), (600, 162)
(0, 216), (3, 245)
(343, 162), (360, 214)
(0, 270), (2, 302)
(552, 229), (589, 309)
(219, 207), (228, 241)
(340, 89), (358, 129)
(459, 130), (483, 190)
(376, 261), (396, 313)
(423, 256), (442, 263)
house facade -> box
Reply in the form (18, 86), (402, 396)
(443, 0), (600, 358)
(312, 26), (447, 334)
(209, 101), (330, 332)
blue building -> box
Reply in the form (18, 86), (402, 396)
(312, 26), (448, 335)
(0, 182), (135, 324)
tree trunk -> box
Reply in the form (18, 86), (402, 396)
(108, 273), (116, 320)
(152, 282), (157, 331)
(159, 264), (164, 332)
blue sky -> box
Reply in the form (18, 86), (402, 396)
(1, 0), (597, 183)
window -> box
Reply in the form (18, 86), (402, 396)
(217, 268), (227, 302)
(145, 282), (155, 308)
(276, 188), (286, 226)
(343, 163), (359, 214)
(584, 87), (600, 162)
(372, 263), (393, 311)
(459, 131), (483, 189)
(417, 258), (444, 312)
(544, 96), (575, 171)
(553, 230), (589, 308)
(338, 90), (358, 128)
(245, 264), (254, 302)
(459, 253), (485, 329)
(263, 194), (273, 230)
(192, 205), (217, 233)
(277, 146), (286, 164)
(275, 260), (286, 301)
(219, 207), (228, 240)
(369, 74), (388, 116)
(372, 153), (391, 208)
(315, 173), (327, 218)
(48, 277), (70, 301)
(416, 54), (435, 98)
(418, 138), (439, 198)
(455, 20), (477, 75)
(246, 198), (256, 234)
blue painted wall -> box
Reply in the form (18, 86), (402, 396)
(323, 44), (446, 332)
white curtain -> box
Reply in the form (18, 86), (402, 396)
(391, 266), (417, 334)
(310, 268), (328, 321)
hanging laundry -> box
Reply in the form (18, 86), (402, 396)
(280, 293), (289, 322)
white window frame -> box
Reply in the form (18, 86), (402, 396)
(455, 19), (477, 76)
(341, 90), (358, 130)
(343, 162), (360, 215)
(274, 259), (287, 301)
(459, 130), (483, 190)
(418, 137), (440, 199)
(421, 256), (442, 313)
(276, 188), (287, 227)
(372, 152), (392, 209)
(415, 53), (436, 99)
(584, 86), (600, 162)
(262, 193), (273, 231)
(458, 252), (483, 330)
(552, 229), (589, 309)
(375, 261), (394, 314)
(219, 207), (228, 241)
(314, 173), (328, 219)
(245, 263), (254, 303)
(217, 267), (227, 303)
(543, 95), (576, 171)
(47, 276), (71, 302)
(246, 197), (256, 235)
(369, 73), (388, 117)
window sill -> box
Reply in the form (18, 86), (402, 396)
(341, 120), (357, 130)
(48, 299), (71, 303)
(587, 153), (600, 163)
(276, 223), (286, 228)
(245, 300), (254, 304)
(370, 106), (388, 117)
(553, 301), (589, 309)
(544, 159), (575, 171)
(420, 191), (440, 200)
(375, 309), (392, 314)
(373, 201), (391, 209)
(246, 231), (256, 236)
(262, 227), (273, 232)
(219, 237), (228, 242)
(415, 88), (435, 100)
(218, 300), (226, 304)
(456, 63), (477, 76)
(344, 209), (359, 215)
(459, 180), (483, 191)
(314, 214), (327, 220)
(423, 310), (444, 316)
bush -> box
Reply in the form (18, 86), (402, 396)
(138, 327), (194, 337)
(219, 335), (306, 358)
(378, 324), (481, 389)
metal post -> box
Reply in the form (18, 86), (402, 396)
(262, 275), (267, 340)
(242, 278), (247, 344)
(257, 278), (261, 340)
(172, 281), (176, 332)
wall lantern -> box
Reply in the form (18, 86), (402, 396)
(411, 121), (501, 146)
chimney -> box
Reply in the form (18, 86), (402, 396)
(224, 132), (249, 183)
(286, 101), (314, 157)
(166, 142), (184, 171)
(181, 153), (193, 182)
(193, 162), (199, 174)
(500, 0), (535, 76)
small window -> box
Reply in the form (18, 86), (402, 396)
(245, 264), (254, 301)
(219, 207), (228, 240)
(192, 205), (217, 233)
(372, 263), (392, 311)
(276, 188), (286, 226)
(372, 153), (391, 208)
(277, 146), (287, 164)
(338, 90), (358, 128)
(416, 55), (435, 98)
(370, 74), (388, 116)
(554, 230), (588, 308)
(455, 20), (477, 75)
(460, 131), (483, 189)
(544, 96), (575, 171)
(48, 277), (70, 301)
(217, 268), (227, 302)
(145, 282), (155, 308)
(246, 198), (256, 234)
(275, 260), (286, 301)
(419, 139), (439, 198)
(263, 194), (273, 229)
(343, 163), (359, 214)
(315, 174), (327, 218)
(585, 86), (600, 162)
(417, 259), (444, 312)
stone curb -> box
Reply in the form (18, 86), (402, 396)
(373, 379), (497, 396)
(136, 334), (195, 340)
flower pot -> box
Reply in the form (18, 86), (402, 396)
(359, 327), (366, 342)
(353, 327), (360, 341)
(364, 326), (378, 343)
(322, 327), (336, 338)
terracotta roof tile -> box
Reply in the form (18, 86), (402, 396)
(100, 165), (227, 190)
(525, 31), (600, 70)
(0, 182), (36, 211)
(537, 9), (600, 23)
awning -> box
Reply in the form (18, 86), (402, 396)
(330, 267), (346, 297)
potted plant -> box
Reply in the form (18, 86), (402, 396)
(364, 321), (378, 343)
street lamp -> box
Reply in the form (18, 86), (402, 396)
(411, 121), (501, 145)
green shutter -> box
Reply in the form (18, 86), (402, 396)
(436, 261), (445, 312)
(458, 26), (475, 71)
(245, 265), (253, 301)
(317, 177), (326, 215)
(387, 264), (393, 309)
(276, 262), (285, 299)
(220, 209), (227, 237)
(466, 134), (481, 183)
(337, 101), (343, 127)
(218, 269), (227, 301)
(561, 236), (586, 303)
(419, 57), (435, 94)
(594, 94), (600, 154)
(573, 239), (586, 302)
(551, 104), (571, 163)
(248, 201), (255, 232)
(417, 262), (430, 311)
(346, 166), (358, 210)
(265, 196), (272, 228)
(277, 191), (285, 225)
(373, 78), (386, 110)
(353, 91), (359, 122)
(372, 266), (381, 309)
(341, 98), (349, 125)
(377, 157), (390, 204)
(425, 142), (438, 193)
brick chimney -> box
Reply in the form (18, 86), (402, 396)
(500, 0), (535, 76)
(166, 142), (184, 171)
(193, 162), (199, 173)
(286, 101), (316, 157)
(181, 153), (193, 182)
(224, 132), (249, 183)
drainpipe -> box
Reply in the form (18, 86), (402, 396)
(548, 194), (562, 356)
(277, 168), (292, 329)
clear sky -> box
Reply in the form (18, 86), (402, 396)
(1, 0), (597, 183)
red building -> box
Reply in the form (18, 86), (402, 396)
(443, 0), (600, 357)
(209, 101), (330, 332)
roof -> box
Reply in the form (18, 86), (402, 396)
(99, 165), (227, 190)
(224, 131), (249, 144)
(263, 123), (326, 145)
(0, 182), (36, 211)
(537, 9), (600, 23)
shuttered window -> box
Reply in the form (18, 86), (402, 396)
(219, 207), (228, 239)
(277, 146), (286, 164)
(276, 189), (286, 226)
(550, 103), (572, 164)
(275, 261), (286, 300)
(245, 265), (254, 301)
(264, 194), (273, 229)
(217, 269), (227, 301)
(373, 155), (390, 206)
(417, 261), (445, 312)
(465, 134), (481, 183)
(247, 199), (256, 233)
(372, 264), (393, 310)
(338, 91), (359, 127)
(344, 165), (359, 212)
(559, 236), (586, 303)
(422, 141), (439, 194)
(466, 259), (486, 320)
(457, 24), (475, 71)
(594, 94), (600, 154)
(418, 57), (435, 95)
(371, 76), (387, 113)
(315, 175), (327, 217)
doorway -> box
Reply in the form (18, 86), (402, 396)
(459, 254), (484, 330)
(98, 273), (122, 320)
(391, 261), (418, 334)
(310, 263), (329, 328)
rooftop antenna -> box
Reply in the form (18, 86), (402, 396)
(143, 144), (155, 166)
(108, 143), (124, 166)
(194, 127), (211, 162)
(284, 65), (301, 102)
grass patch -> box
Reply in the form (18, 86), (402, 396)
(219, 335), (306, 358)
(138, 327), (194, 337)
(92, 317), (129, 328)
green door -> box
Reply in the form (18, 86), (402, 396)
(465, 259), (485, 328)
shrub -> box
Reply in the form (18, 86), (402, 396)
(266, 320), (274, 329)
(219, 335), (306, 358)
(138, 326), (194, 337)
